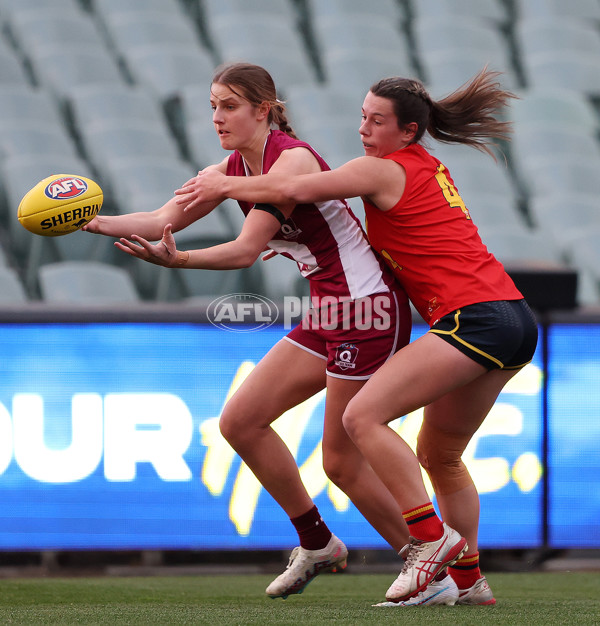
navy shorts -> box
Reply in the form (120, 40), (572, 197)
(429, 299), (538, 370)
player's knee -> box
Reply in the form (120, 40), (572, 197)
(218, 408), (239, 444)
(417, 424), (472, 495)
(322, 452), (344, 488)
(341, 399), (368, 444)
(322, 447), (354, 490)
(219, 401), (254, 446)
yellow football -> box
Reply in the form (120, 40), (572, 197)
(18, 174), (103, 237)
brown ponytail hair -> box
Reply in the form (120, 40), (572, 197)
(212, 62), (298, 139)
(370, 68), (517, 156)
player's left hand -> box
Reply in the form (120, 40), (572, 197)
(115, 223), (179, 267)
(175, 169), (226, 211)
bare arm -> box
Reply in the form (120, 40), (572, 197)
(82, 159), (229, 240)
(114, 147), (324, 269)
(116, 205), (284, 270)
(176, 155), (406, 212)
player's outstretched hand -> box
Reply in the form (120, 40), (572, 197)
(174, 169), (226, 211)
(81, 216), (102, 234)
(115, 224), (178, 267)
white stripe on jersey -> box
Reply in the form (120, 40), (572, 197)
(318, 199), (390, 300)
(267, 240), (319, 278)
(267, 198), (389, 299)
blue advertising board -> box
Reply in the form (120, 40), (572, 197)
(0, 320), (558, 551)
(548, 324), (600, 548)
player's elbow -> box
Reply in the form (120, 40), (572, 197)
(280, 179), (304, 204)
(232, 244), (261, 268)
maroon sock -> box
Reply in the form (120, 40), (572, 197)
(290, 505), (332, 550)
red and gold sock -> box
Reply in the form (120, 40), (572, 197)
(290, 505), (332, 551)
(402, 502), (444, 542)
(448, 551), (481, 589)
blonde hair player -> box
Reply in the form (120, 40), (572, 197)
(177, 68), (539, 607)
(82, 62), (426, 600)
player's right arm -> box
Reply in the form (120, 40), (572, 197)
(82, 159), (229, 241)
(176, 155), (405, 213)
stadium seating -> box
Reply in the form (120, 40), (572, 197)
(38, 260), (140, 304)
(515, 17), (600, 59)
(304, 0), (405, 23)
(5, 9), (108, 56)
(99, 10), (203, 54)
(201, 0), (299, 23)
(77, 120), (182, 192)
(523, 156), (600, 199)
(0, 84), (69, 132)
(208, 14), (318, 93)
(0, 123), (79, 161)
(411, 0), (509, 27)
(0, 0), (81, 17)
(563, 226), (600, 302)
(0, 0), (597, 306)
(101, 156), (195, 217)
(509, 88), (599, 134)
(482, 226), (564, 266)
(0, 266), (27, 302)
(413, 16), (519, 92)
(421, 49), (520, 98)
(521, 51), (600, 97)
(91, 0), (185, 19)
(512, 0), (600, 21)
(120, 45), (216, 104)
(312, 16), (414, 89)
(460, 193), (529, 240)
(67, 84), (168, 131)
(0, 43), (31, 86)
(25, 46), (126, 104)
(319, 48), (415, 93)
(511, 127), (600, 194)
(527, 193), (600, 256)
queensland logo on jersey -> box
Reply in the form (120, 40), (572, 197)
(334, 343), (359, 370)
(44, 176), (88, 200)
(207, 293), (279, 332)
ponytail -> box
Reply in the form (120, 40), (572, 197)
(270, 99), (298, 139)
(428, 69), (516, 155)
(370, 67), (517, 156)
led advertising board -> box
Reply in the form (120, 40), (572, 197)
(0, 319), (555, 551)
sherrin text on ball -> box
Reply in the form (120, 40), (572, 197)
(18, 174), (103, 236)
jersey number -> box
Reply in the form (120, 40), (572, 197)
(435, 164), (471, 219)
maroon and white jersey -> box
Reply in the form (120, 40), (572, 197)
(226, 130), (396, 300)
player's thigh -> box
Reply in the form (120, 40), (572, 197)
(423, 367), (519, 438)
(224, 338), (326, 427)
(346, 332), (487, 427)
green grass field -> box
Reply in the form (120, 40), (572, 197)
(0, 571), (598, 625)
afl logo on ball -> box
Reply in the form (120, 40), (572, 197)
(44, 176), (88, 200)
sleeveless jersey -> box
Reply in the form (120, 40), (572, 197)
(363, 143), (522, 325)
(227, 130), (397, 301)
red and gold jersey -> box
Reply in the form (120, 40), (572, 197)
(364, 143), (522, 325)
